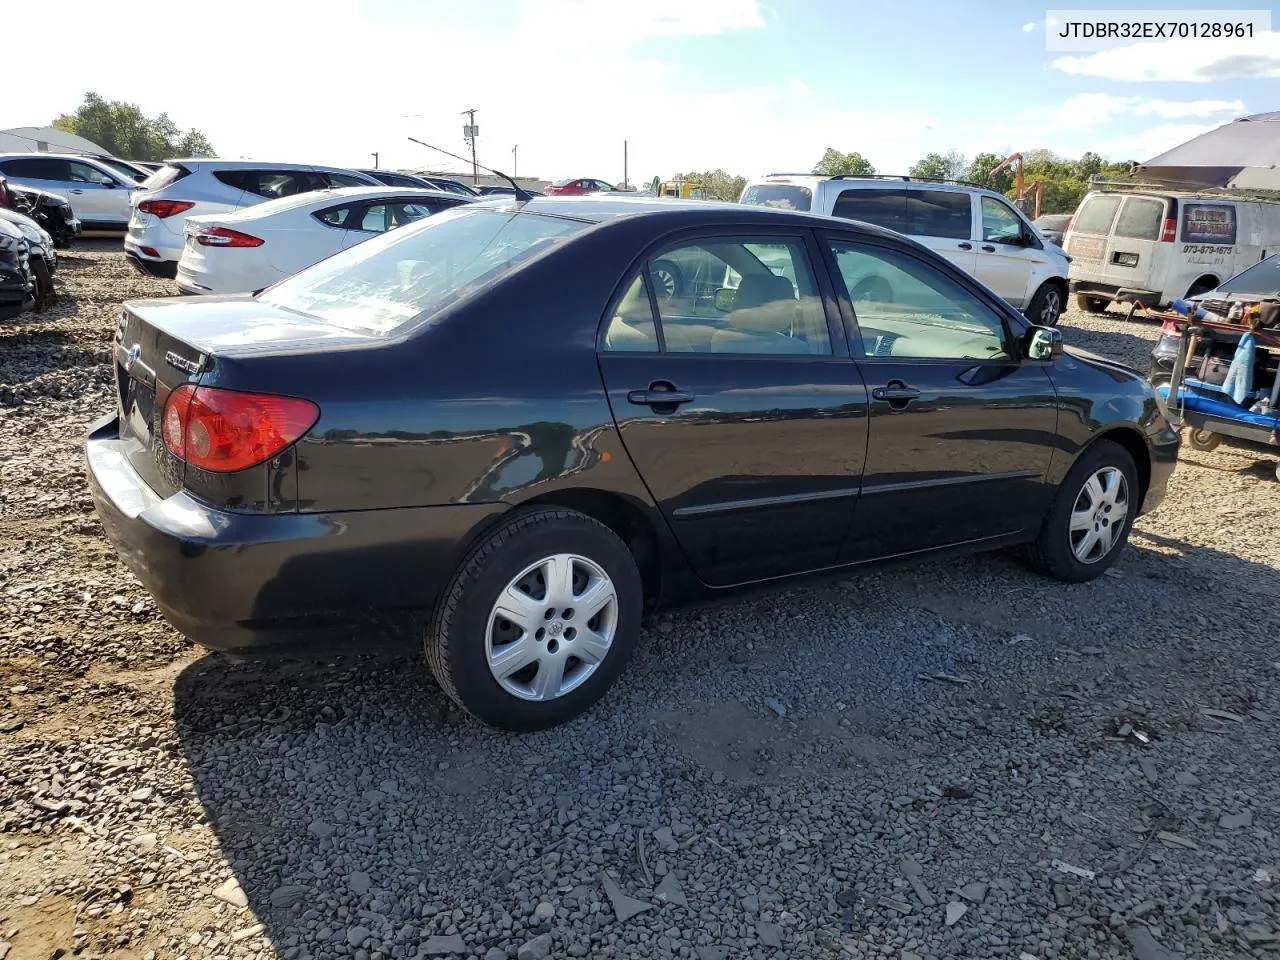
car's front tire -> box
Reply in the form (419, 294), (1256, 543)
(425, 507), (643, 731)
(1024, 439), (1138, 583)
(1027, 282), (1064, 326)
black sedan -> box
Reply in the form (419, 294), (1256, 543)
(86, 197), (1179, 730)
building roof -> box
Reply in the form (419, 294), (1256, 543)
(0, 126), (111, 156)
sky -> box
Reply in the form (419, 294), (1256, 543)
(4, 0), (1278, 184)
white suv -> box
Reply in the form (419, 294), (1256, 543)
(124, 160), (379, 279)
(739, 174), (1069, 325)
(0, 153), (138, 231)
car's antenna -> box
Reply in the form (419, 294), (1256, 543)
(407, 137), (533, 203)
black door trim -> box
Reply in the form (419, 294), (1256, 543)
(860, 468), (1038, 497)
(672, 485), (861, 518)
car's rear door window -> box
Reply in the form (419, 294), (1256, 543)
(1072, 195), (1122, 235)
(906, 190), (972, 240)
(641, 237), (831, 355)
(831, 188), (906, 233)
(1113, 197), (1165, 240)
(828, 240), (1010, 360)
(214, 169), (325, 200)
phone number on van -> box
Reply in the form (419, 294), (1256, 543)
(1182, 244), (1233, 254)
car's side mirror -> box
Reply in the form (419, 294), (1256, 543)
(1025, 325), (1063, 362)
(713, 287), (735, 312)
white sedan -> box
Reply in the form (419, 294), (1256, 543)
(176, 186), (470, 295)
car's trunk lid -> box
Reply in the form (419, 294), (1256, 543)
(113, 297), (380, 495)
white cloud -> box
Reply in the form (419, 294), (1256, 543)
(1021, 21), (1037, 32)
(1051, 32), (1280, 81)
(1132, 98), (1246, 119)
(1015, 94), (1243, 134)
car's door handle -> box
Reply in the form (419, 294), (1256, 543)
(871, 381), (922, 410)
(627, 381), (694, 410)
(957, 242), (972, 250)
(69, 189), (84, 195)
(981, 244), (996, 252)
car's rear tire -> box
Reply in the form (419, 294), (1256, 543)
(425, 507), (643, 731)
(1023, 439), (1138, 583)
(1027, 282), (1064, 326)
(1076, 293), (1109, 314)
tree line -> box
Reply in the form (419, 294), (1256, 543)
(675, 147), (1134, 214)
(53, 93), (216, 161)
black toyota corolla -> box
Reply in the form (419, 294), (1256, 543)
(87, 196), (1179, 729)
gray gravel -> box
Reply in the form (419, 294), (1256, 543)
(2, 247), (1279, 960)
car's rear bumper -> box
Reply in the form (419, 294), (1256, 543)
(86, 414), (506, 650)
(1070, 279), (1163, 306)
(125, 251), (178, 279)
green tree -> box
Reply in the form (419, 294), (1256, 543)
(908, 149), (966, 182)
(53, 92), (216, 160)
(813, 148), (876, 177)
(964, 152), (1014, 195)
(671, 169), (747, 201)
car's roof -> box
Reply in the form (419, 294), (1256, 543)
(466, 194), (906, 238)
(214, 186), (467, 214)
(159, 159), (371, 173)
(0, 151), (116, 163)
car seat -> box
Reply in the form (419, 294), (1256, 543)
(711, 273), (810, 354)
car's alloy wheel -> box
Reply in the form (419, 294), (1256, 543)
(1038, 287), (1062, 326)
(425, 507), (642, 731)
(1021, 439), (1137, 583)
(649, 260), (681, 298)
(1068, 466), (1128, 564)
(485, 553), (618, 701)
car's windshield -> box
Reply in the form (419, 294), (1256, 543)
(1216, 254), (1280, 297)
(258, 206), (589, 334)
(739, 184), (813, 211)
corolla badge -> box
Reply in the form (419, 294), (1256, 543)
(124, 344), (141, 372)
(164, 350), (203, 374)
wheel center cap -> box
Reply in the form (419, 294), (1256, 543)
(547, 620), (565, 638)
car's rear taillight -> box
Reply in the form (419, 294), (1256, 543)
(138, 199), (195, 218)
(1160, 217), (1176, 242)
(195, 226), (264, 248)
(162, 384), (319, 473)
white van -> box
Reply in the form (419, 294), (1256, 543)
(739, 174), (1070, 325)
(1063, 188), (1280, 312)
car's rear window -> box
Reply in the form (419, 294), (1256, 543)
(258, 207), (589, 334)
(1072, 195), (1122, 235)
(214, 169), (328, 199)
(740, 184), (813, 211)
(143, 163), (190, 191)
(1113, 196), (1166, 240)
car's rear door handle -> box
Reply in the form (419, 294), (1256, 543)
(69, 189), (84, 195)
(981, 244), (996, 252)
(957, 242), (972, 250)
(871, 380), (922, 410)
(627, 381), (694, 410)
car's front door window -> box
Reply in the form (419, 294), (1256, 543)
(981, 197), (1024, 245)
(67, 161), (116, 186)
(828, 240), (1010, 360)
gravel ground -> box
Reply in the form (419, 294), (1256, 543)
(2, 246), (1279, 960)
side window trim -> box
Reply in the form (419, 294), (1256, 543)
(640, 267), (667, 353)
(818, 231), (1023, 363)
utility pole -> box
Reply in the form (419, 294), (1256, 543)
(623, 140), (628, 190)
(461, 108), (479, 185)
(370, 151), (378, 169)
(512, 144), (518, 179)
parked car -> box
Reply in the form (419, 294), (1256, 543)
(2, 173), (81, 248)
(543, 177), (618, 196)
(87, 197), (1179, 730)
(0, 206), (57, 309)
(125, 160), (380, 279)
(0, 153), (138, 231)
(419, 176), (480, 197)
(1032, 213), (1071, 246)
(740, 174), (1069, 325)
(1064, 189), (1280, 312)
(1149, 252), (1280, 385)
(359, 169), (443, 190)
(0, 218), (33, 319)
(477, 185), (520, 197)
(177, 186), (469, 295)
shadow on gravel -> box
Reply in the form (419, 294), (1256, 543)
(1059, 323), (1159, 366)
(170, 521), (1280, 958)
